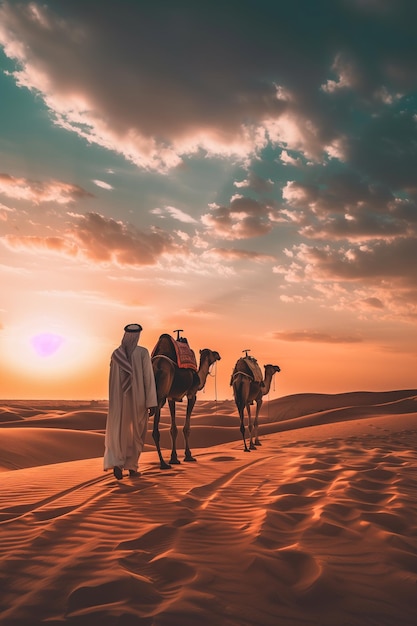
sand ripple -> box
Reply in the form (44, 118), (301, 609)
(0, 393), (417, 625)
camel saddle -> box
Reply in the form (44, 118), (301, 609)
(242, 356), (263, 383)
(231, 355), (263, 384)
(151, 333), (198, 371)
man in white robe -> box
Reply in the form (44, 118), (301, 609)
(104, 323), (157, 479)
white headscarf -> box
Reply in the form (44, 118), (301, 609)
(111, 324), (142, 393)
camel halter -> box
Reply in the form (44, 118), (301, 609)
(267, 373), (277, 419)
(206, 360), (218, 411)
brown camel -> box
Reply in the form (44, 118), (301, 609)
(151, 333), (221, 469)
(231, 356), (280, 452)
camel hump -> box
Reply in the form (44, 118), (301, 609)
(151, 334), (176, 361)
(152, 333), (198, 371)
(233, 356), (263, 383)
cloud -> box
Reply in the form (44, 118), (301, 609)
(69, 212), (183, 265)
(362, 296), (385, 310)
(2, 212), (184, 267)
(278, 273), (417, 322)
(234, 172), (274, 194)
(280, 170), (416, 242)
(1, 0), (417, 325)
(274, 237), (417, 293)
(3, 210), (272, 277)
(0, 203), (15, 221)
(175, 307), (219, 319)
(1, 1), (415, 172)
(343, 110), (417, 190)
(35, 288), (152, 311)
(0, 172), (93, 204)
(273, 236), (417, 321)
(164, 206), (197, 224)
(280, 150), (303, 166)
(273, 330), (363, 343)
(3, 234), (78, 256)
(201, 196), (276, 240)
(206, 247), (276, 262)
(92, 180), (113, 190)
(294, 238), (417, 285)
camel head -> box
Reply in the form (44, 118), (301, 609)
(200, 348), (221, 366)
(196, 349), (221, 391)
(264, 364), (281, 375)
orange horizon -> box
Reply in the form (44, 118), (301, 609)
(2, 333), (416, 402)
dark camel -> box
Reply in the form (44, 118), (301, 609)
(231, 358), (280, 452)
(151, 333), (221, 469)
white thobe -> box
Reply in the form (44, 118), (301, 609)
(104, 345), (157, 472)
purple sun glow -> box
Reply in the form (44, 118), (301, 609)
(31, 333), (65, 357)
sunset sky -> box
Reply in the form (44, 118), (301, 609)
(1, 0), (416, 401)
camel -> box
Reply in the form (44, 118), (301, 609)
(151, 333), (221, 469)
(231, 355), (280, 452)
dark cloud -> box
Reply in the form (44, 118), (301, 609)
(282, 170), (415, 241)
(70, 212), (182, 265)
(362, 297), (385, 309)
(273, 330), (363, 343)
(1, 0), (416, 170)
(345, 109), (417, 189)
(234, 172), (274, 194)
(208, 247), (275, 262)
(300, 212), (409, 241)
(284, 171), (394, 215)
(292, 237), (417, 287)
(202, 196), (276, 240)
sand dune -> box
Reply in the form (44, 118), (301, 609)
(1, 390), (417, 625)
(0, 428), (105, 471)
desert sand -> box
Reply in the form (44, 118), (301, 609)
(1, 389), (417, 625)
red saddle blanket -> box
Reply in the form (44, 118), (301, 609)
(174, 340), (198, 370)
(152, 335), (198, 370)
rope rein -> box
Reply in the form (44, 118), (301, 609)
(267, 374), (277, 419)
(204, 360), (218, 413)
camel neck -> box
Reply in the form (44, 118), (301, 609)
(263, 373), (274, 395)
(197, 357), (211, 390)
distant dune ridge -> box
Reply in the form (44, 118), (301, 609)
(1, 389), (417, 625)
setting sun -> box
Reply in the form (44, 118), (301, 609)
(31, 332), (65, 357)
(3, 316), (102, 388)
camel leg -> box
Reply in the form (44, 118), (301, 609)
(152, 406), (171, 470)
(183, 394), (197, 462)
(247, 404), (256, 450)
(234, 379), (250, 452)
(168, 399), (181, 465)
(239, 407), (250, 452)
(254, 397), (262, 446)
